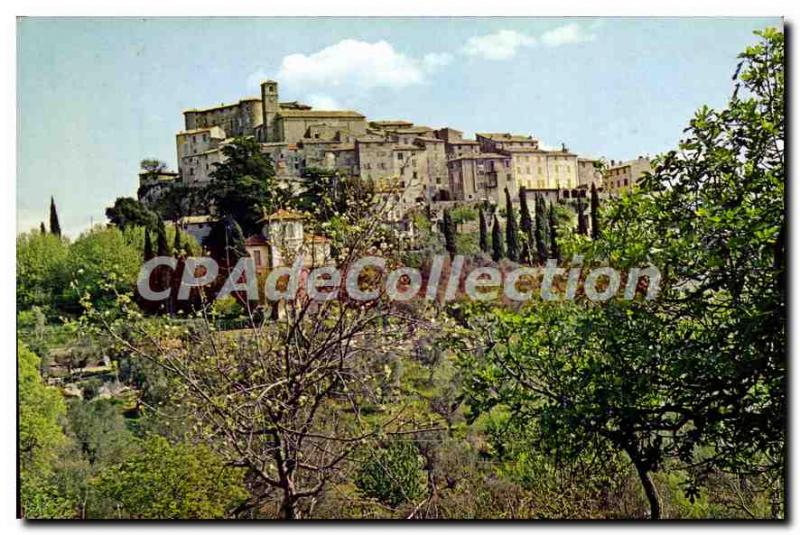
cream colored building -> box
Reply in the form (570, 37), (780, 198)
(605, 156), (653, 194)
(505, 147), (578, 192)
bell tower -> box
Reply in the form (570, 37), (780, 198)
(260, 80), (279, 142)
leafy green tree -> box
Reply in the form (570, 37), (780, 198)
(66, 399), (134, 466)
(478, 207), (489, 254)
(504, 188), (520, 262)
(105, 197), (158, 231)
(17, 230), (69, 310)
(491, 215), (504, 262)
(49, 196), (62, 237)
(59, 226), (143, 312)
(442, 209), (457, 257)
(92, 435), (247, 519)
(458, 28), (785, 520)
(18, 342), (73, 518)
(355, 441), (425, 508)
(205, 136), (279, 235)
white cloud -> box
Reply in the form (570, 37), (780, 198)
(462, 24), (596, 61)
(540, 23), (596, 47)
(305, 93), (341, 110)
(422, 52), (454, 71)
(275, 39), (448, 90)
(462, 30), (537, 60)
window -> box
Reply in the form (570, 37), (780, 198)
(397, 153), (404, 161)
(253, 250), (262, 267)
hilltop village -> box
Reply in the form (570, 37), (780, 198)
(137, 80), (652, 246)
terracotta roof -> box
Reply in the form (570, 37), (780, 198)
(476, 132), (536, 142)
(260, 208), (307, 222)
(245, 235), (269, 246)
(278, 110), (365, 119)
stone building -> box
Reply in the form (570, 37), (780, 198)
(605, 156), (653, 194)
(150, 78), (642, 234)
(446, 153), (513, 203)
(577, 157), (605, 189)
(255, 208), (331, 270)
(175, 126), (226, 184)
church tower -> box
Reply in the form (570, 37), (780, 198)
(260, 80), (279, 142)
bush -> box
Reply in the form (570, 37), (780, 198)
(354, 440), (425, 508)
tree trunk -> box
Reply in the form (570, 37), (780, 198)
(623, 444), (662, 519)
(634, 461), (661, 520)
(279, 496), (296, 519)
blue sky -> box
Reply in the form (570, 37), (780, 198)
(17, 17), (780, 236)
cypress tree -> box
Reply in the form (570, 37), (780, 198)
(173, 225), (182, 256)
(576, 198), (589, 236)
(534, 195), (548, 263)
(519, 187), (532, 236)
(478, 207), (489, 254)
(156, 218), (169, 257)
(504, 188), (519, 262)
(590, 183), (601, 240)
(519, 187), (533, 263)
(443, 209), (457, 257)
(39, 222), (46, 235)
(49, 196), (62, 237)
(491, 214), (504, 262)
(143, 230), (154, 261)
(520, 240), (531, 266)
(548, 202), (561, 262)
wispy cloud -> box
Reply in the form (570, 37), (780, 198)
(541, 23), (596, 47)
(462, 23), (597, 61)
(462, 30), (537, 60)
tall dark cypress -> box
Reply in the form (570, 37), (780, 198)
(590, 183), (601, 240)
(491, 214), (504, 262)
(548, 203), (561, 262)
(143, 230), (154, 261)
(576, 198), (589, 236)
(173, 225), (183, 256)
(504, 188), (519, 262)
(534, 195), (548, 263)
(39, 222), (46, 235)
(49, 196), (62, 237)
(156, 218), (169, 257)
(478, 207), (489, 254)
(443, 209), (457, 257)
(519, 187), (533, 263)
